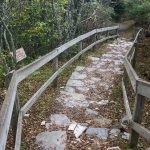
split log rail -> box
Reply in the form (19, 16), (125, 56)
(122, 28), (150, 148)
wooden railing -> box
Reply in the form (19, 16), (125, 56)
(0, 26), (119, 150)
(122, 28), (150, 148)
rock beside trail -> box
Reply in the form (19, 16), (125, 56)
(109, 128), (120, 139)
(49, 114), (70, 127)
(86, 128), (109, 140)
(36, 131), (67, 150)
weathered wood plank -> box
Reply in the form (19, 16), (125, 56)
(21, 35), (117, 115)
(6, 71), (20, 143)
(122, 79), (132, 120)
(137, 79), (150, 99)
(131, 121), (150, 143)
(96, 26), (119, 33)
(124, 58), (139, 91)
(52, 57), (58, 87)
(129, 94), (145, 148)
(0, 73), (18, 150)
(14, 112), (23, 150)
(129, 48), (135, 64)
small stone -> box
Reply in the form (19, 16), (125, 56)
(85, 108), (98, 116)
(109, 129), (120, 139)
(68, 122), (87, 138)
(41, 121), (46, 126)
(86, 128), (109, 140)
(24, 114), (30, 117)
(74, 124), (87, 138)
(75, 66), (85, 72)
(45, 123), (51, 129)
(68, 122), (77, 131)
(88, 56), (100, 61)
(86, 120), (92, 124)
(121, 115), (129, 125)
(122, 132), (130, 140)
(50, 114), (70, 127)
(36, 131), (67, 150)
(107, 146), (121, 150)
(97, 100), (109, 105)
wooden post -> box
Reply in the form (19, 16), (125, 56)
(123, 68), (128, 88)
(52, 57), (58, 87)
(80, 41), (83, 51)
(116, 28), (119, 37)
(93, 33), (97, 50)
(6, 71), (20, 144)
(78, 41), (83, 60)
(129, 94), (145, 148)
(132, 42), (137, 69)
(106, 31), (109, 42)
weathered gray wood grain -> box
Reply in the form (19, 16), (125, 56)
(124, 58), (139, 91)
(14, 112), (23, 150)
(129, 94), (145, 147)
(137, 79), (150, 99)
(122, 79), (132, 120)
(0, 73), (18, 150)
(131, 121), (150, 143)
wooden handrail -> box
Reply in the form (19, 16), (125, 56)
(0, 26), (119, 150)
(123, 28), (150, 148)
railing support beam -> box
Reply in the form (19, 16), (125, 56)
(6, 71), (20, 145)
(129, 94), (145, 148)
(52, 57), (58, 87)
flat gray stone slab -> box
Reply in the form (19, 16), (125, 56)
(50, 114), (70, 127)
(86, 128), (109, 140)
(59, 91), (89, 108)
(88, 56), (100, 61)
(65, 86), (75, 93)
(70, 72), (87, 80)
(36, 131), (67, 150)
(85, 67), (96, 73)
(66, 79), (85, 87)
(64, 97), (89, 108)
(76, 87), (89, 93)
(109, 129), (120, 139)
(122, 132), (130, 140)
(75, 66), (85, 72)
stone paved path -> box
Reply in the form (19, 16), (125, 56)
(35, 38), (133, 150)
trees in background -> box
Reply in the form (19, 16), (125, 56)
(112, 0), (150, 25)
(0, 0), (113, 78)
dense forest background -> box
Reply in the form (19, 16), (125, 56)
(0, 0), (150, 86)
